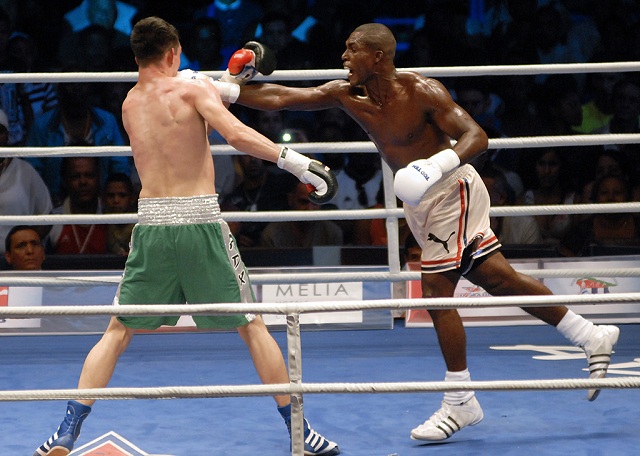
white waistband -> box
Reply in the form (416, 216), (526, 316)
(137, 194), (222, 225)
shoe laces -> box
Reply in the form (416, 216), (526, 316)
(59, 410), (86, 440)
(424, 402), (453, 427)
(304, 419), (330, 451)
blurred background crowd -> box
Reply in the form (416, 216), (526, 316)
(2, 0), (640, 269)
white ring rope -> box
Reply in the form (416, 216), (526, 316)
(2, 134), (640, 159)
(2, 377), (639, 402)
(1, 61), (639, 84)
(2, 292), (640, 318)
(2, 202), (640, 227)
(3, 268), (640, 288)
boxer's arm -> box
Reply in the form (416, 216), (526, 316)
(237, 80), (344, 111)
(416, 76), (488, 164)
(177, 69), (239, 108)
(191, 83), (337, 203)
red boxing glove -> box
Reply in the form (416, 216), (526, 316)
(228, 49), (256, 77)
(220, 41), (277, 85)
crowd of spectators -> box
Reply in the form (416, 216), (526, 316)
(1, 0), (640, 268)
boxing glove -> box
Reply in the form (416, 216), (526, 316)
(177, 69), (240, 103)
(277, 147), (338, 205)
(220, 41), (277, 85)
(394, 149), (460, 206)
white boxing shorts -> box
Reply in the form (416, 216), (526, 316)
(403, 164), (501, 274)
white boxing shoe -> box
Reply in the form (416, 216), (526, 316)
(410, 396), (484, 441)
(584, 325), (620, 401)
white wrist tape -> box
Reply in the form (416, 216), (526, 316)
(210, 80), (240, 103)
(277, 147), (310, 177)
(429, 148), (460, 174)
(219, 69), (236, 85)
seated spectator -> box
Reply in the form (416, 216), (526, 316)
(193, 0), (263, 63)
(311, 108), (367, 172)
(593, 77), (640, 175)
(396, 28), (433, 68)
(334, 153), (382, 211)
(352, 181), (412, 248)
(25, 79), (128, 205)
(243, 108), (286, 146)
(496, 74), (541, 137)
(7, 32), (58, 117)
(13, 1), (69, 71)
(594, 77), (640, 137)
(255, 11), (315, 72)
(580, 150), (628, 204)
(99, 80), (138, 190)
(221, 155), (290, 247)
(531, 4), (588, 84)
(48, 157), (108, 255)
(534, 74), (584, 136)
(4, 225), (45, 270)
(454, 76), (504, 135)
(520, 148), (577, 245)
(260, 180), (343, 248)
(75, 24), (116, 72)
(102, 172), (135, 256)
(481, 164), (542, 245)
(575, 71), (623, 134)
(0, 109), (52, 254)
(332, 153), (383, 244)
(485, 0), (538, 65)
(534, 73), (599, 183)
(560, 173), (640, 256)
(402, 233), (422, 266)
(181, 17), (224, 71)
(0, 8), (33, 146)
(312, 120), (346, 172)
(468, 131), (523, 199)
(58, 0), (135, 67)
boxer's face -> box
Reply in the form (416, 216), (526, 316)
(342, 32), (375, 86)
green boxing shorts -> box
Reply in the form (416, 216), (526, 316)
(115, 195), (255, 330)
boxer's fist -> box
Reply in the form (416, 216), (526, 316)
(220, 41), (277, 85)
(277, 147), (338, 204)
(394, 159), (441, 206)
(177, 69), (240, 103)
(394, 149), (460, 206)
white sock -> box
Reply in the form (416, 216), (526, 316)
(443, 369), (474, 405)
(556, 309), (595, 347)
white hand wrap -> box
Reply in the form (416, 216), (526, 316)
(277, 146), (311, 178)
(277, 147), (338, 204)
(393, 148), (460, 206)
(177, 69), (240, 103)
(210, 80), (240, 103)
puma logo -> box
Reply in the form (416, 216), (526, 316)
(427, 231), (455, 253)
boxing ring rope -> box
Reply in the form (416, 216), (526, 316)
(2, 377), (640, 402)
(4, 62), (640, 455)
(3, 292), (640, 318)
(3, 266), (640, 288)
(3, 201), (640, 226)
(0, 60), (638, 84)
(2, 132), (640, 158)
